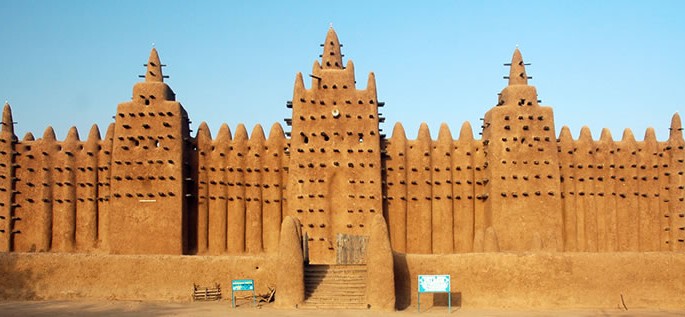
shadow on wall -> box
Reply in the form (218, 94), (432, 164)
(393, 253), (462, 311)
(394, 252), (411, 310)
(0, 253), (37, 300)
(434, 291), (462, 310)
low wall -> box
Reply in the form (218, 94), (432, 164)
(1, 252), (684, 310)
(0, 253), (275, 301)
(394, 252), (685, 310)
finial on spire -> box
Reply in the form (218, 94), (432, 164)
(329, 22), (333, 28)
(321, 27), (343, 70)
(507, 48), (530, 86)
(670, 112), (682, 140)
(1, 102), (13, 135)
(143, 48), (167, 83)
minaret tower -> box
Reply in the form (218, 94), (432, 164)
(108, 48), (192, 254)
(286, 28), (383, 264)
(481, 49), (563, 251)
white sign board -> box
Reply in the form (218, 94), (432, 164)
(418, 274), (450, 293)
(417, 274), (451, 313)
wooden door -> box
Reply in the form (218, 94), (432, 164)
(336, 233), (368, 264)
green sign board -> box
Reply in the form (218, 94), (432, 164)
(231, 279), (254, 291)
(231, 279), (256, 308)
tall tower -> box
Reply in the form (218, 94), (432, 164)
(287, 28), (383, 264)
(108, 48), (192, 254)
(481, 49), (563, 251)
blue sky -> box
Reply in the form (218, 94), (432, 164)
(0, 1), (683, 140)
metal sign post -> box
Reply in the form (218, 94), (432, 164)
(231, 279), (256, 308)
(417, 275), (451, 313)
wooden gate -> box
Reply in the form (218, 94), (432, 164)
(336, 234), (368, 264)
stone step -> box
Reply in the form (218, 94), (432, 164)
(299, 303), (369, 310)
(305, 290), (366, 296)
(305, 282), (366, 288)
(304, 296), (366, 302)
(303, 264), (368, 310)
(305, 278), (365, 283)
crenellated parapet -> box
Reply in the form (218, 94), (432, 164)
(381, 121), (483, 254)
(10, 123), (104, 253)
(557, 114), (685, 252)
(193, 121), (290, 255)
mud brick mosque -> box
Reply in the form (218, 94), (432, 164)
(0, 28), (683, 309)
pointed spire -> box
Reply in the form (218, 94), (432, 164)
(644, 127), (657, 143)
(294, 72), (305, 94)
(249, 124), (266, 142)
(346, 60), (355, 73)
(559, 126), (573, 143)
(87, 124), (101, 141)
(459, 122), (474, 141)
(508, 48), (529, 86)
(600, 128), (613, 142)
(621, 128), (636, 143)
(391, 122), (407, 140)
(367, 72), (376, 93)
(2, 102), (14, 135)
(215, 123), (232, 143)
(43, 126), (56, 141)
(321, 27), (343, 70)
(85, 124), (101, 154)
(234, 124), (249, 141)
(145, 48), (164, 83)
(196, 122), (212, 144)
(417, 122), (431, 140)
(104, 123), (115, 141)
(22, 132), (34, 141)
(268, 123), (285, 140)
(65, 126), (80, 142)
(438, 123), (452, 141)
(579, 126), (593, 142)
(670, 112), (682, 140)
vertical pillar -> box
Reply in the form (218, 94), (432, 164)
(384, 123), (408, 252)
(209, 124), (231, 254)
(227, 124), (248, 254)
(262, 123), (286, 253)
(431, 124), (453, 253)
(245, 125), (265, 253)
(406, 123), (432, 253)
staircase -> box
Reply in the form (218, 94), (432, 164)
(302, 264), (368, 309)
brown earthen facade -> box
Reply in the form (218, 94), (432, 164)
(0, 28), (683, 264)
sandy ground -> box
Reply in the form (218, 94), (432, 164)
(0, 301), (683, 317)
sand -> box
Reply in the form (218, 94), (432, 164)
(0, 300), (683, 317)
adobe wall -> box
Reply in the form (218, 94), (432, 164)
(393, 252), (685, 310)
(1, 251), (683, 310)
(0, 252), (276, 301)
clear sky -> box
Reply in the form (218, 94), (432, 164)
(1, 1), (683, 141)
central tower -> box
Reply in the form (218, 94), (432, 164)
(287, 28), (382, 264)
